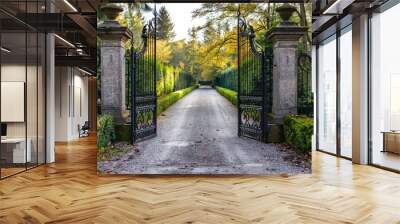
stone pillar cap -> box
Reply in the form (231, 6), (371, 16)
(266, 26), (308, 43)
(98, 22), (133, 42)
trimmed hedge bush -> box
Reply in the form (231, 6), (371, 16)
(114, 124), (130, 142)
(283, 115), (313, 153)
(157, 86), (197, 115)
(216, 86), (237, 106)
(97, 114), (116, 150)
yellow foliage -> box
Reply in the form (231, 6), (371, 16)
(156, 40), (172, 64)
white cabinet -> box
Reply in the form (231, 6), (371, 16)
(1, 138), (32, 163)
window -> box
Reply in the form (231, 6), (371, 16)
(339, 26), (352, 158)
(317, 35), (337, 154)
(370, 3), (400, 171)
(0, 0), (46, 179)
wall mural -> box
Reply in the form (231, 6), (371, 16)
(97, 2), (312, 175)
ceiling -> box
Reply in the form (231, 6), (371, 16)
(0, 0), (100, 72)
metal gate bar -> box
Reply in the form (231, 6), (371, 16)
(130, 13), (157, 143)
(237, 15), (272, 142)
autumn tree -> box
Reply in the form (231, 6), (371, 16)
(156, 6), (175, 41)
(192, 3), (312, 81)
(187, 28), (201, 82)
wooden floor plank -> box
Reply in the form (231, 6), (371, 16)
(0, 136), (400, 223)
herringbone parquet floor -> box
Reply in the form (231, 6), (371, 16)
(1, 136), (400, 224)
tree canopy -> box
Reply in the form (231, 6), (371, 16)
(190, 3), (311, 80)
(156, 6), (176, 41)
(100, 3), (311, 85)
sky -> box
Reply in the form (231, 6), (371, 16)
(144, 3), (205, 41)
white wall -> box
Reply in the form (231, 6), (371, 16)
(1, 65), (40, 138)
(55, 66), (69, 141)
(1, 65), (27, 140)
(55, 67), (89, 141)
(1, 63), (46, 165)
(1, 66), (26, 138)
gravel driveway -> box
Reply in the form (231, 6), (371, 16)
(98, 86), (310, 175)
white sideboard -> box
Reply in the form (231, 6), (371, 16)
(1, 138), (32, 163)
(382, 132), (400, 154)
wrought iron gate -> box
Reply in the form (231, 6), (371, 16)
(297, 53), (313, 116)
(130, 18), (157, 143)
(237, 17), (272, 142)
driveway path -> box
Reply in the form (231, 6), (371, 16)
(100, 86), (310, 174)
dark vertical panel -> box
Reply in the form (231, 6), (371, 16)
(316, 45), (320, 150)
(44, 0), (47, 164)
(237, 8), (241, 137)
(367, 11), (373, 165)
(336, 28), (341, 157)
(25, 0), (28, 171)
(153, 7), (157, 134)
(0, 9), (2, 179)
(72, 68), (75, 117)
(36, 0), (39, 167)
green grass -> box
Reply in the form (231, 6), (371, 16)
(157, 86), (197, 115)
(215, 86), (237, 106)
(283, 115), (314, 153)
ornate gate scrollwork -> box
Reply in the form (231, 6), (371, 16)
(130, 17), (157, 143)
(237, 17), (272, 142)
(297, 53), (313, 116)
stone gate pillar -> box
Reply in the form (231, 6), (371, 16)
(98, 4), (132, 123)
(266, 4), (307, 123)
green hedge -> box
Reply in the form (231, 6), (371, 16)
(216, 86), (237, 106)
(114, 124), (130, 142)
(97, 114), (116, 150)
(283, 115), (313, 153)
(157, 86), (197, 115)
(214, 68), (237, 91)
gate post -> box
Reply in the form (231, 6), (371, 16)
(265, 4), (307, 123)
(98, 4), (132, 124)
